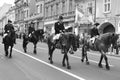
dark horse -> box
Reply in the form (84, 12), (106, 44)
(3, 30), (15, 58)
(23, 29), (44, 54)
(47, 33), (78, 69)
(81, 33), (119, 70)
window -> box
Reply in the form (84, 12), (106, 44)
(69, 0), (73, 11)
(46, 7), (48, 17)
(40, 4), (42, 13)
(104, 0), (111, 13)
(62, 1), (65, 13)
(87, 2), (93, 14)
(56, 3), (58, 15)
(37, 5), (40, 13)
(51, 5), (53, 16)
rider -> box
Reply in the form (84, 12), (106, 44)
(53, 15), (65, 53)
(28, 22), (35, 38)
(90, 22), (100, 45)
(53, 15), (65, 43)
(2, 20), (16, 44)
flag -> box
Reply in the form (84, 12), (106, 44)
(75, 6), (84, 23)
(88, 15), (94, 24)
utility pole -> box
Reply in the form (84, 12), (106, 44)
(94, 0), (96, 23)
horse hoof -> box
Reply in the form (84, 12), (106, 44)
(62, 63), (66, 67)
(86, 61), (90, 65)
(5, 54), (8, 57)
(98, 64), (103, 68)
(67, 66), (71, 69)
(106, 65), (110, 70)
(24, 50), (27, 53)
(9, 56), (12, 58)
(34, 51), (37, 54)
(50, 61), (53, 64)
(81, 59), (84, 62)
(48, 57), (50, 60)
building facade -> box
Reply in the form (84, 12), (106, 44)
(0, 3), (12, 33)
(14, 0), (44, 34)
(44, 0), (76, 33)
(95, 0), (120, 34)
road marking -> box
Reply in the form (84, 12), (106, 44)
(13, 48), (85, 80)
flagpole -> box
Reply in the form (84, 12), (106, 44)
(94, 0), (96, 23)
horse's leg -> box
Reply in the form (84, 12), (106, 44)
(65, 53), (71, 69)
(4, 44), (8, 57)
(104, 54), (110, 70)
(116, 46), (119, 55)
(98, 54), (103, 68)
(48, 46), (55, 64)
(62, 54), (66, 67)
(9, 46), (13, 58)
(33, 43), (37, 54)
(81, 45), (85, 62)
(85, 52), (89, 65)
(23, 40), (27, 53)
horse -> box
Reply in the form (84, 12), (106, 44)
(81, 33), (119, 70)
(47, 33), (78, 69)
(22, 29), (44, 54)
(3, 30), (16, 58)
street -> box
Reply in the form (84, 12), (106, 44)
(0, 37), (119, 80)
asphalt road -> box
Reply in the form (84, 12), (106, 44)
(0, 37), (120, 80)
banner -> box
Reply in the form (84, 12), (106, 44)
(75, 6), (84, 23)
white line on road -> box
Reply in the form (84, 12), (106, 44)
(13, 48), (85, 80)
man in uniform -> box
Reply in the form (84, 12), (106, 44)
(28, 22), (35, 38)
(53, 15), (65, 43)
(90, 22), (100, 45)
(2, 20), (16, 44)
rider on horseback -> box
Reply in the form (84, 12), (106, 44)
(53, 15), (65, 43)
(2, 20), (16, 44)
(53, 15), (65, 53)
(28, 22), (35, 38)
(90, 22), (100, 45)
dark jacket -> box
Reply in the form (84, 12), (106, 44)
(28, 26), (35, 34)
(90, 27), (99, 38)
(54, 21), (65, 34)
(4, 23), (14, 33)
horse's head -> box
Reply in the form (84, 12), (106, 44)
(110, 33), (120, 47)
(60, 33), (78, 52)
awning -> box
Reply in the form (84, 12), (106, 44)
(44, 20), (57, 25)
(65, 26), (72, 29)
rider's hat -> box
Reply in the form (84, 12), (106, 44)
(30, 21), (34, 24)
(94, 22), (100, 26)
(58, 15), (63, 20)
(8, 19), (12, 23)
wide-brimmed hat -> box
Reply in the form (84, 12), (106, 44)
(58, 15), (63, 20)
